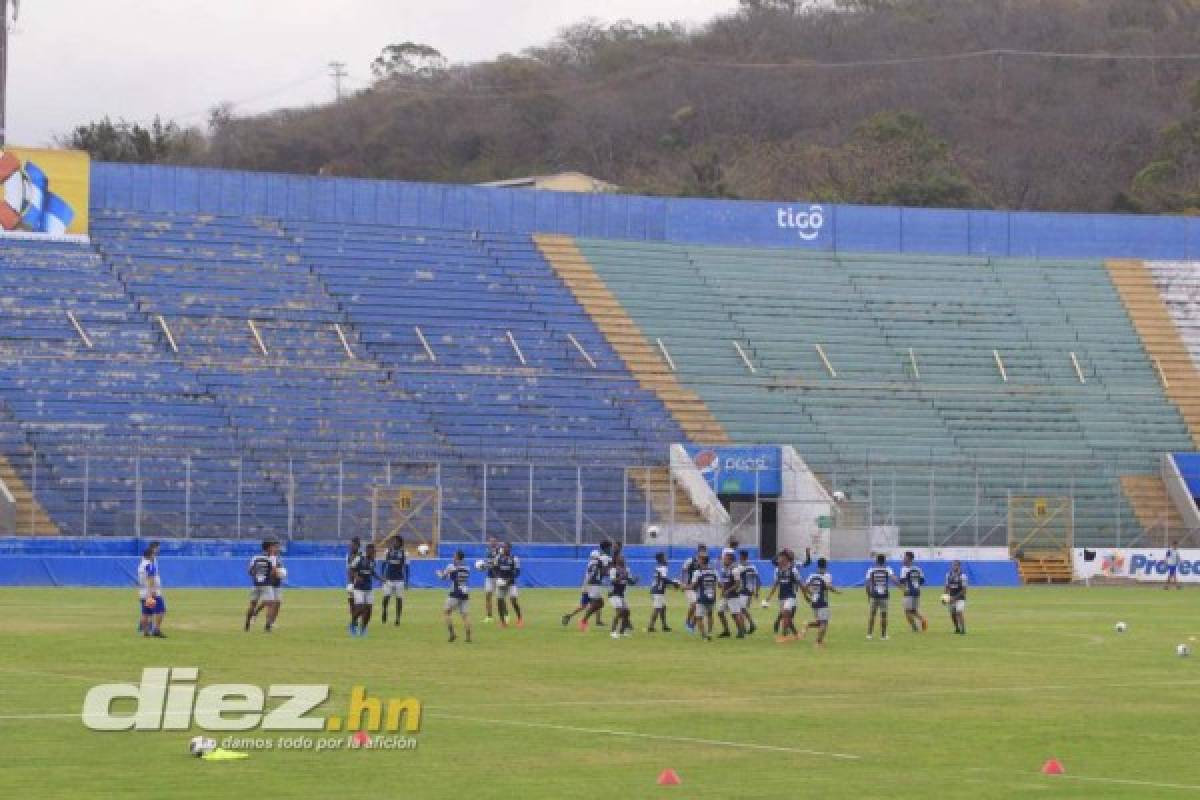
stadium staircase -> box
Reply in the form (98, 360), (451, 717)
(1015, 553), (1074, 584)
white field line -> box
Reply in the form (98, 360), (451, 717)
(427, 711), (860, 760)
(1054, 775), (1200, 792)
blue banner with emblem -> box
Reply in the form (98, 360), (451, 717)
(684, 446), (782, 497)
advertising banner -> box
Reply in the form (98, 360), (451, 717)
(684, 445), (782, 496)
(0, 146), (89, 237)
(1073, 548), (1200, 583)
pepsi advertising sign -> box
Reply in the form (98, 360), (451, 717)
(685, 446), (782, 497)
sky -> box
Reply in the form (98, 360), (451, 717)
(8, 0), (738, 146)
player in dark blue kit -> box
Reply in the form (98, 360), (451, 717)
(689, 553), (720, 641)
(245, 539), (281, 633)
(647, 551), (680, 633)
(765, 550), (801, 643)
(561, 540), (612, 631)
(482, 537), (501, 624)
(608, 555), (637, 638)
(348, 543), (381, 638)
(344, 536), (361, 622)
(864, 553), (899, 640)
(381, 535), (409, 626)
(945, 560), (968, 635)
(493, 542), (523, 628)
(899, 551), (928, 632)
(679, 544), (706, 633)
(737, 550), (760, 635)
(801, 558), (838, 647)
(439, 550), (473, 643)
(717, 551), (745, 639)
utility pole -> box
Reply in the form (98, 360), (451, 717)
(328, 61), (347, 102)
(0, 0), (10, 146)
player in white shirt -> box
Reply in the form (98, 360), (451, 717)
(1165, 541), (1182, 591)
(560, 540), (613, 631)
(647, 551), (680, 632)
(136, 541), (167, 638)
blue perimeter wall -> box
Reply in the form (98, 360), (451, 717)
(93, 162), (1200, 260)
(0, 538), (1020, 589)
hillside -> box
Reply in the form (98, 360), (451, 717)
(66, 0), (1200, 213)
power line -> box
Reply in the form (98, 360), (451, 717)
(665, 48), (1200, 71)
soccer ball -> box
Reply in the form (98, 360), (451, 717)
(417, 543), (430, 556)
(189, 735), (216, 757)
(275, 567), (288, 582)
(475, 559), (486, 570)
(1115, 621), (1127, 633)
(832, 490), (847, 503)
(1177, 644), (1192, 658)
(940, 593), (951, 605)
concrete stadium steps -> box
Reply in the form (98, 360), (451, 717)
(534, 234), (728, 444)
(1016, 553), (1073, 584)
(630, 466), (707, 525)
(1106, 259), (1200, 447)
(1119, 474), (1187, 545)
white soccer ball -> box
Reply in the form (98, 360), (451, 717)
(1178, 644), (1192, 658)
(940, 593), (951, 605)
(417, 543), (430, 556)
(189, 735), (216, 757)
(832, 490), (847, 503)
(475, 559), (486, 570)
(1115, 621), (1127, 633)
(275, 567), (287, 582)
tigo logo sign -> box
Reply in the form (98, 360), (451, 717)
(775, 204), (825, 241)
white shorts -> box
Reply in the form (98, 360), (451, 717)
(725, 596), (745, 614)
(780, 597), (797, 613)
(903, 596), (920, 612)
(587, 585), (603, 602)
(685, 589), (698, 604)
(352, 589), (374, 606)
(382, 581), (406, 598)
(484, 577), (497, 593)
(346, 583), (354, 597)
(952, 599), (966, 614)
(445, 596), (469, 614)
(813, 606), (831, 623)
(495, 583), (518, 600)
(610, 595), (627, 610)
(652, 594), (667, 609)
(249, 586), (277, 603)
(695, 601), (715, 618)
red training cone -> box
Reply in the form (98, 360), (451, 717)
(352, 730), (372, 747)
(1041, 759), (1064, 775)
(657, 769), (681, 786)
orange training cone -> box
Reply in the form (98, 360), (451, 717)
(1041, 759), (1064, 775)
(657, 769), (681, 786)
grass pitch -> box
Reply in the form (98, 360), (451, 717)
(1, 586), (1198, 798)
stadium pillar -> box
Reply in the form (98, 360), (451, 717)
(235, 458), (242, 539)
(28, 446), (35, 535)
(621, 467), (628, 544)
(527, 464), (534, 542)
(481, 463), (488, 542)
(82, 452), (89, 537)
(575, 466), (582, 545)
(184, 456), (191, 538)
(134, 454), (142, 540)
(336, 459), (344, 541)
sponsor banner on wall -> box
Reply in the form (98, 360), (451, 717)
(0, 147), (89, 237)
(1073, 548), (1200, 583)
(684, 446), (782, 497)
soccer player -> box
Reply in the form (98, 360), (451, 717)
(381, 535), (409, 626)
(1165, 541), (1182, 590)
(864, 553), (899, 640)
(717, 550), (745, 638)
(482, 537), (501, 623)
(344, 536), (361, 621)
(608, 555), (636, 638)
(689, 552), (720, 641)
(493, 542), (523, 627)
(737, 550), (760, 635)
(137, 541), (166, 638)
(348, 543), (380, 637)
(765, 550), (800, 642)
(245, 539), (281, 633)
(801, 558), (838, 647)
(771, 547), (812, 634)
(647, 551), (680, 632)
(945, 560), (968, 635)
(560, 540), (613, 630)
(899, 551), (928, 632)
(679, 544), (706, 632)
(439, 549), (473, 643)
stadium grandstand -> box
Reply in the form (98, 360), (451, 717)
(3, 158), (1200, 585)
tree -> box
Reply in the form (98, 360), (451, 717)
(1129, 81), (1200, 213)
(56, 117), (201, 163)
(371, 43), (447, 81)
